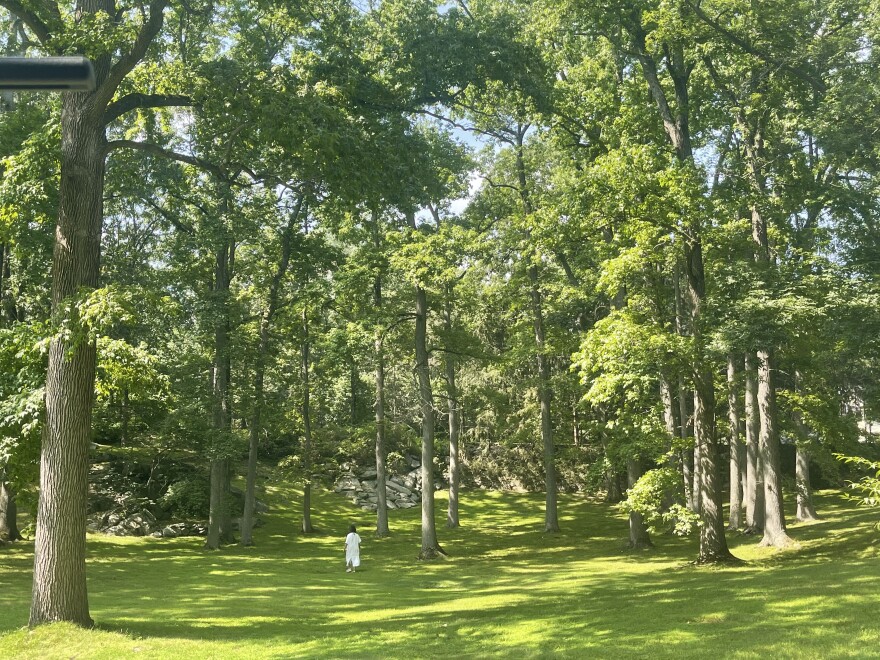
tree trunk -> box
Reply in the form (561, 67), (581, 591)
(758, 350), (793, 547)
(795, 446), (819, 522)
(693, 363), (732, 563)
(207, 238), (234, 550)
(678, 382), (696, 512)
(692, 417), (702, 516)
(0, 476), (21, 542)
(627, 458), (653, 549)
(301, 310), (314, 534)
(727, 355), (743, 530)
(30, 88), (105, 628)
(374, 334), (390, 537)
(240, 315), (268, 547)
(744, 352), (764, 532)
(415, 284), (442, 559)
(444, 295), (461, 529)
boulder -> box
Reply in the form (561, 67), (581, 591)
(255, 500), (269, 514)
(386, 481), (413, 496)
(360, 469), (377, 479)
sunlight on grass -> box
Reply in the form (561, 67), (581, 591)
(1, 487), (879, 658)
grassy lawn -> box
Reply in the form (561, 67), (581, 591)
(1, 482), (879, 659)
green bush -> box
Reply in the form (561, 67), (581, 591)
(159, 476), (210, 520)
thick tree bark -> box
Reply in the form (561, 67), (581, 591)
(744, 352), (764, 532)
(444, 295), (461, 529)
(627, 458), (653, 549)
(29, 86), (106, 628)
(758, 350), (793, 547)
(727, 355), (743, 530)
(415, 284), (442, 559)
(795, 446), (819, 522)
(301, 310), (314, 534)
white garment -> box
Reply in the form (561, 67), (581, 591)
(345, 532), (362, 567)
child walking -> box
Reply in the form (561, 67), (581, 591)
(344, 524), (362, 573)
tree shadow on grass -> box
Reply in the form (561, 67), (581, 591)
(3, 487), (879, 658)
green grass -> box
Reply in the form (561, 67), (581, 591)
(1, 482), (879, 659)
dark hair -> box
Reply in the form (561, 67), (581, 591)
(349, 524), (356, 533)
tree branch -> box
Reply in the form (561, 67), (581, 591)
(103, 93), (192, 125)
(0, 0), (52, 45)
(683, 0), (826, 94)
(105, 139), (231, 181)
(95, 0), (170, 109)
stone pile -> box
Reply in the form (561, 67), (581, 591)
(87, 510), (163, 537)
(334, 456), (444, 512)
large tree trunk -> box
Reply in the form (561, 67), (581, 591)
(206, 238), (235, 550)
(758, 350), (792, 547)
(744, 352), (764, 532)
(415, 284), (442, 559)
(795, 446), (819, 522)
(444, 295), (461, 529)
(29, 88), (105, 628)
(301, 311), (314, 534)
(627, 458), (652, 549)
(727, 355), (743, 530)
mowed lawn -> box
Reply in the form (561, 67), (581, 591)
(1, 482), (879, 659)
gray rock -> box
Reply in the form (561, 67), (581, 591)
(386, 480), (413, 496)
(360, 469), (377, 479)
(150, 531), (163, 538)
(162, 526), (179, 538)
(255, 500), (269, 514)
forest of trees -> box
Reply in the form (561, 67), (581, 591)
(1, 0), (879, 629)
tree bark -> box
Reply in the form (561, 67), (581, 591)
(415, 283), (442, 559)
(374, 333), (390, 537)
(727, 355), (743, 530)
(758, 350), (793, 547)
(795, 446), (819, 522)
(0, 475), (21, 542)
(301, 310), (314, 534)
(30, 86), (106, 628)
(627, 458), (652, 549)
(206, 237), (235, 550)
(744, 352), (764, 532)
(444, 294), (461, 529)
(678, 381), (696, 512)
(371, 224), (391, 539)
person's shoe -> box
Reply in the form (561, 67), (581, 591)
(346, 568), (351, 572)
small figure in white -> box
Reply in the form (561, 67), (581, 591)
(344, 524), (362, 573)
